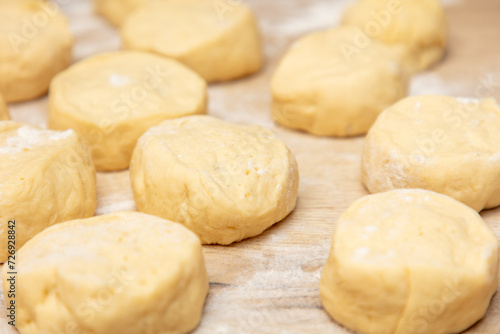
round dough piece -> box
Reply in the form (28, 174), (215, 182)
(342, 0), (447, 73)
(0, 121), (96, 263)
(95, 0), (146, 26)
(130, 115), (299, 244)
(320, 189), (499, 334)
(362, 95), (500, 211)
(49, 51), (207, 171)
(2, 211), (209, 334)
(0, 93), (8, 120)
(271, 26), (409, 137)
(0, 0), (73, 102)
(121, 0), (264, 82)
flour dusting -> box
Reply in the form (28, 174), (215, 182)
(0, 126), (73, 154)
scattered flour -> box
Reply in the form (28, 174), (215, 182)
(0, 126), (73, 154)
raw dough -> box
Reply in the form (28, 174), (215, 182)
(130, 115), (299, 244)
(0, 121), (96, 263)
(362, 95), (500, 211)
(320, 189), (499, 334)
(0, 93), (8, 120)
(271, 26), (409, 137)
(2, 211), (209, 334)
(49, 51), (207, 171)
(342, 0), (447, 73)
(0, 0), (73, 102)
(121, 0), (264, 82)
(95, 0), (147, 26)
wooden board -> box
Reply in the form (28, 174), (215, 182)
(1, 0), (500, 333)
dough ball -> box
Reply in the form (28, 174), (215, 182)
(271, 26), (409, 137)
(94, 0), (146, 26)
(49, 51), (207, 171)
(342, 0), (447, 73)
(362, 96), (500, 211)
(320, 189), (499, 334)
(0, 93), (8, 120)
(130, 115), (299, 244)
(121, 0), (264, 82)
(0, 0), (73, 102)
(2, 211), (209, 334)
(0, 121), (96, 263)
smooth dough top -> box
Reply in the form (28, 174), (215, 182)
(342, 0), (446, 72)
(0, 0), (71, 53)
(335, 189), (498, 269)
(272, 26), (406, 99)
(134, 115), (298, 221)
(50, 51), (206, 125)
(121, 0), (253, 57)
(0, 94), (8, 120)
(369, 96), (500, 163)
(0, 121), (79, 174)
(17, 211), (201, 281)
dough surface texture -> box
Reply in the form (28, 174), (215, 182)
(342, 0), (447, 73)
(130, 115), (299, 244)
(0, 94), (8, 120)
(271, 26), (409, 137)
(320, 189), (499, 334)
(49, 51), (207, 171)
(94, 0), (147, 26)
(0, 0), (73, 102)
(0, 121), (96, 263)
(362, 95), (500, 211)
(2, 211), (209, 334)
(121, 0), (263, 82)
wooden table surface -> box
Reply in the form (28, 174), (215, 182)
(1, 0), (500, 333)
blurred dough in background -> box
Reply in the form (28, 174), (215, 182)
(3, 212), (209, 334)
(0, 0), (73, 102)
(130, 115), (299, 245)
(342, 0), (447, 73)
(0, 121), (96, 263)
(362, 96), (500, 212)
(94, 0), (148, 26)
(0, 93), (8, 120)
(271, 26), (409, 137)
(48, 51), (207, 171)
(121, 0), (264, 82)
(321, 189), (499, 334)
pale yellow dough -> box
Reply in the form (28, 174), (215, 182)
(121, 0), (264, 82)
(271, 26), (409, 137)
(0, 0), (73, 102)
(49, 51), (207, 171)
(94, 0), (147, 26)
(320, 189), (499, 334)
(0, 121), (96, 263)
(362, 95), (500, 211)
(0, 94), (8, 120)
(342, 0), (447, 73)
(2, 212), (209, 334)
(130, 115), (299, 244)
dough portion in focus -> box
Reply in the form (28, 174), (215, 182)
(321, 189), (499, 334)
(121, 0), (263, 82)
(130, 115), (299, 244)
(271, 26), (409, 137)
(95, 0), (148, 26)
(362, 95), (500, 211)
(0, 0), (73, 102)
(2, 212), (209, 334)
(0, 93), (8, 120)
(49, 51), (207, 171)
(0, 121), (96, 263)
(342, 0), (447, 73)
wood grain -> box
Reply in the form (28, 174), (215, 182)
(1, 0), (500, 333)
